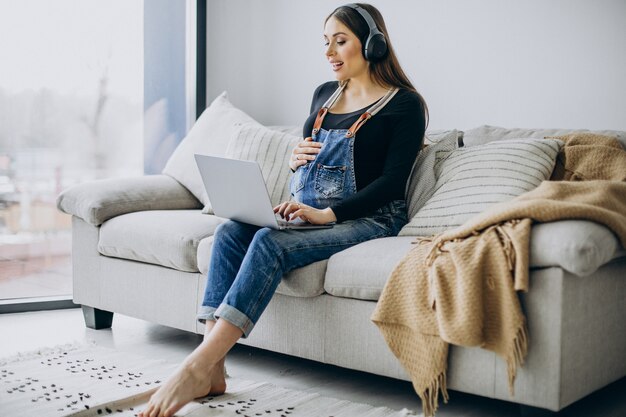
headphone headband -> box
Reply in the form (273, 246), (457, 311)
(343, 3), (387, 61)
(345, 3), (378, 35)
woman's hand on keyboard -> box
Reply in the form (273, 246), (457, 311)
(273, 201), (336, 225)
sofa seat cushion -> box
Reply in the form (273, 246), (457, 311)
(325, 222), (623, 301)
(325, 237), (415, 301)
(197, 236), (327, 298)
(98, 210), (224, 272)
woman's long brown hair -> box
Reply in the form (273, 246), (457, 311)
(326, 3), (429, 127)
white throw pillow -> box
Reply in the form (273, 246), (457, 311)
(202, 123), (301, 214)
(162, 92), (260, 206)
(399, 138), (563, 236)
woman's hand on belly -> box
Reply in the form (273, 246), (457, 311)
(273, 201), (337, 225)
(289, 137), (321, 171)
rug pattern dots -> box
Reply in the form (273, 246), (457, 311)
(0, 345), (417, 417)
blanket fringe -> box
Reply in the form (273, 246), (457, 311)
(507, 323), (529, 396)
(419, 371), (449, 417)
(424, 238), (444, 267)
(424, 228), (481, 268)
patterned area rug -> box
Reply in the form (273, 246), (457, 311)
(0, 344), (418, 417)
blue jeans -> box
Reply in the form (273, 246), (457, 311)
(197, 199), (408, 337)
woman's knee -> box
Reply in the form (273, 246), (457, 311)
(212, 221), (257, 252)
(215, 220), (249, 239)
(250, 228), (285, 254)
(214, 220), (232, 237)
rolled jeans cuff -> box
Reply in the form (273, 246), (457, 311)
(215, 303), (255, 338)
(196, 305), (217, 324)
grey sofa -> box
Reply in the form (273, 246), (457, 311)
(58, 125), (626, 416)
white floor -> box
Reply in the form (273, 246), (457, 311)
(1, 308), (624, 417)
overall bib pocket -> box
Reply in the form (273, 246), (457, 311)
(314, 164), (347, 198)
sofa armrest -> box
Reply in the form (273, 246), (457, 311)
(56, 174), (202, 226)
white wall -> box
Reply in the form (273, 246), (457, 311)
(206, 0), (626, 131)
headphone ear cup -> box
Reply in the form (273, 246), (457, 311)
(364, 32), (387, 61)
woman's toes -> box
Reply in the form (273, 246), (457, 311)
(148, 404), (160, 417)
(138, 405), (148, 417)
(164, 405), (177, 417)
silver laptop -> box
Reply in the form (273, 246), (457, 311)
(194, 154), (333, 230)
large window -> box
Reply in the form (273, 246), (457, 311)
(0, 0), (144, 302)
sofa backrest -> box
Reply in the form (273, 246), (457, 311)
(463, 125), (626, 149)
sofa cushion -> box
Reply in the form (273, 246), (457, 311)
(325, 237), (415, 301)
(402, 130), (459, 228)
(162, 92), (260, 207)
(530, 220), (622, 277)
(56, 175), (201, 226)
(400, 138), (563, 236)
(98, 210), (225, 272)
(326, 223), (624, 301)
(197, 236), (327, 298)
(266, 125), (302, 136)
(464, 125), (626, 149)
(424, 129), (463, 146)
(202, 123), (301, 214)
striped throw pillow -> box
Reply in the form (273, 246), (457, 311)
(399, 138), (563, 236)
(202, 123), (301, 214)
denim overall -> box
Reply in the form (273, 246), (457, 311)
(291, 82), (398, 208)
(197, 83), (408, 337)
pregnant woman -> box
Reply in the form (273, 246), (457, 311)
(140, 4), (427, 416)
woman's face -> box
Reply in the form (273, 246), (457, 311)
(323, 16), (368, 82)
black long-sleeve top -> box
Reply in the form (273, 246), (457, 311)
(301, 81), (426, 222)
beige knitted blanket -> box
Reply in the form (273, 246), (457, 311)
(371, 133), (626, 417)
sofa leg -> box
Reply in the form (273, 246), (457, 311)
(81, 306), (114, 329)
(519, 405), (558, 417)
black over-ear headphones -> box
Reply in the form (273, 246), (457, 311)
(343, 3), (387, 61)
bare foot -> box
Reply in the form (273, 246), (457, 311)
(138, 362), (212, 417)
(139, 319), (241, 416)
(138, 355), (227, 417)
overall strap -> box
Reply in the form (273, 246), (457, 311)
(346, 88), (399, 138)
(312, 82), (348, 135)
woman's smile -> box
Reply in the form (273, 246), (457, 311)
(329, 60), (344, 71)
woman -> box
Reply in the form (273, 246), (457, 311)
(139, 4), (427, 417)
